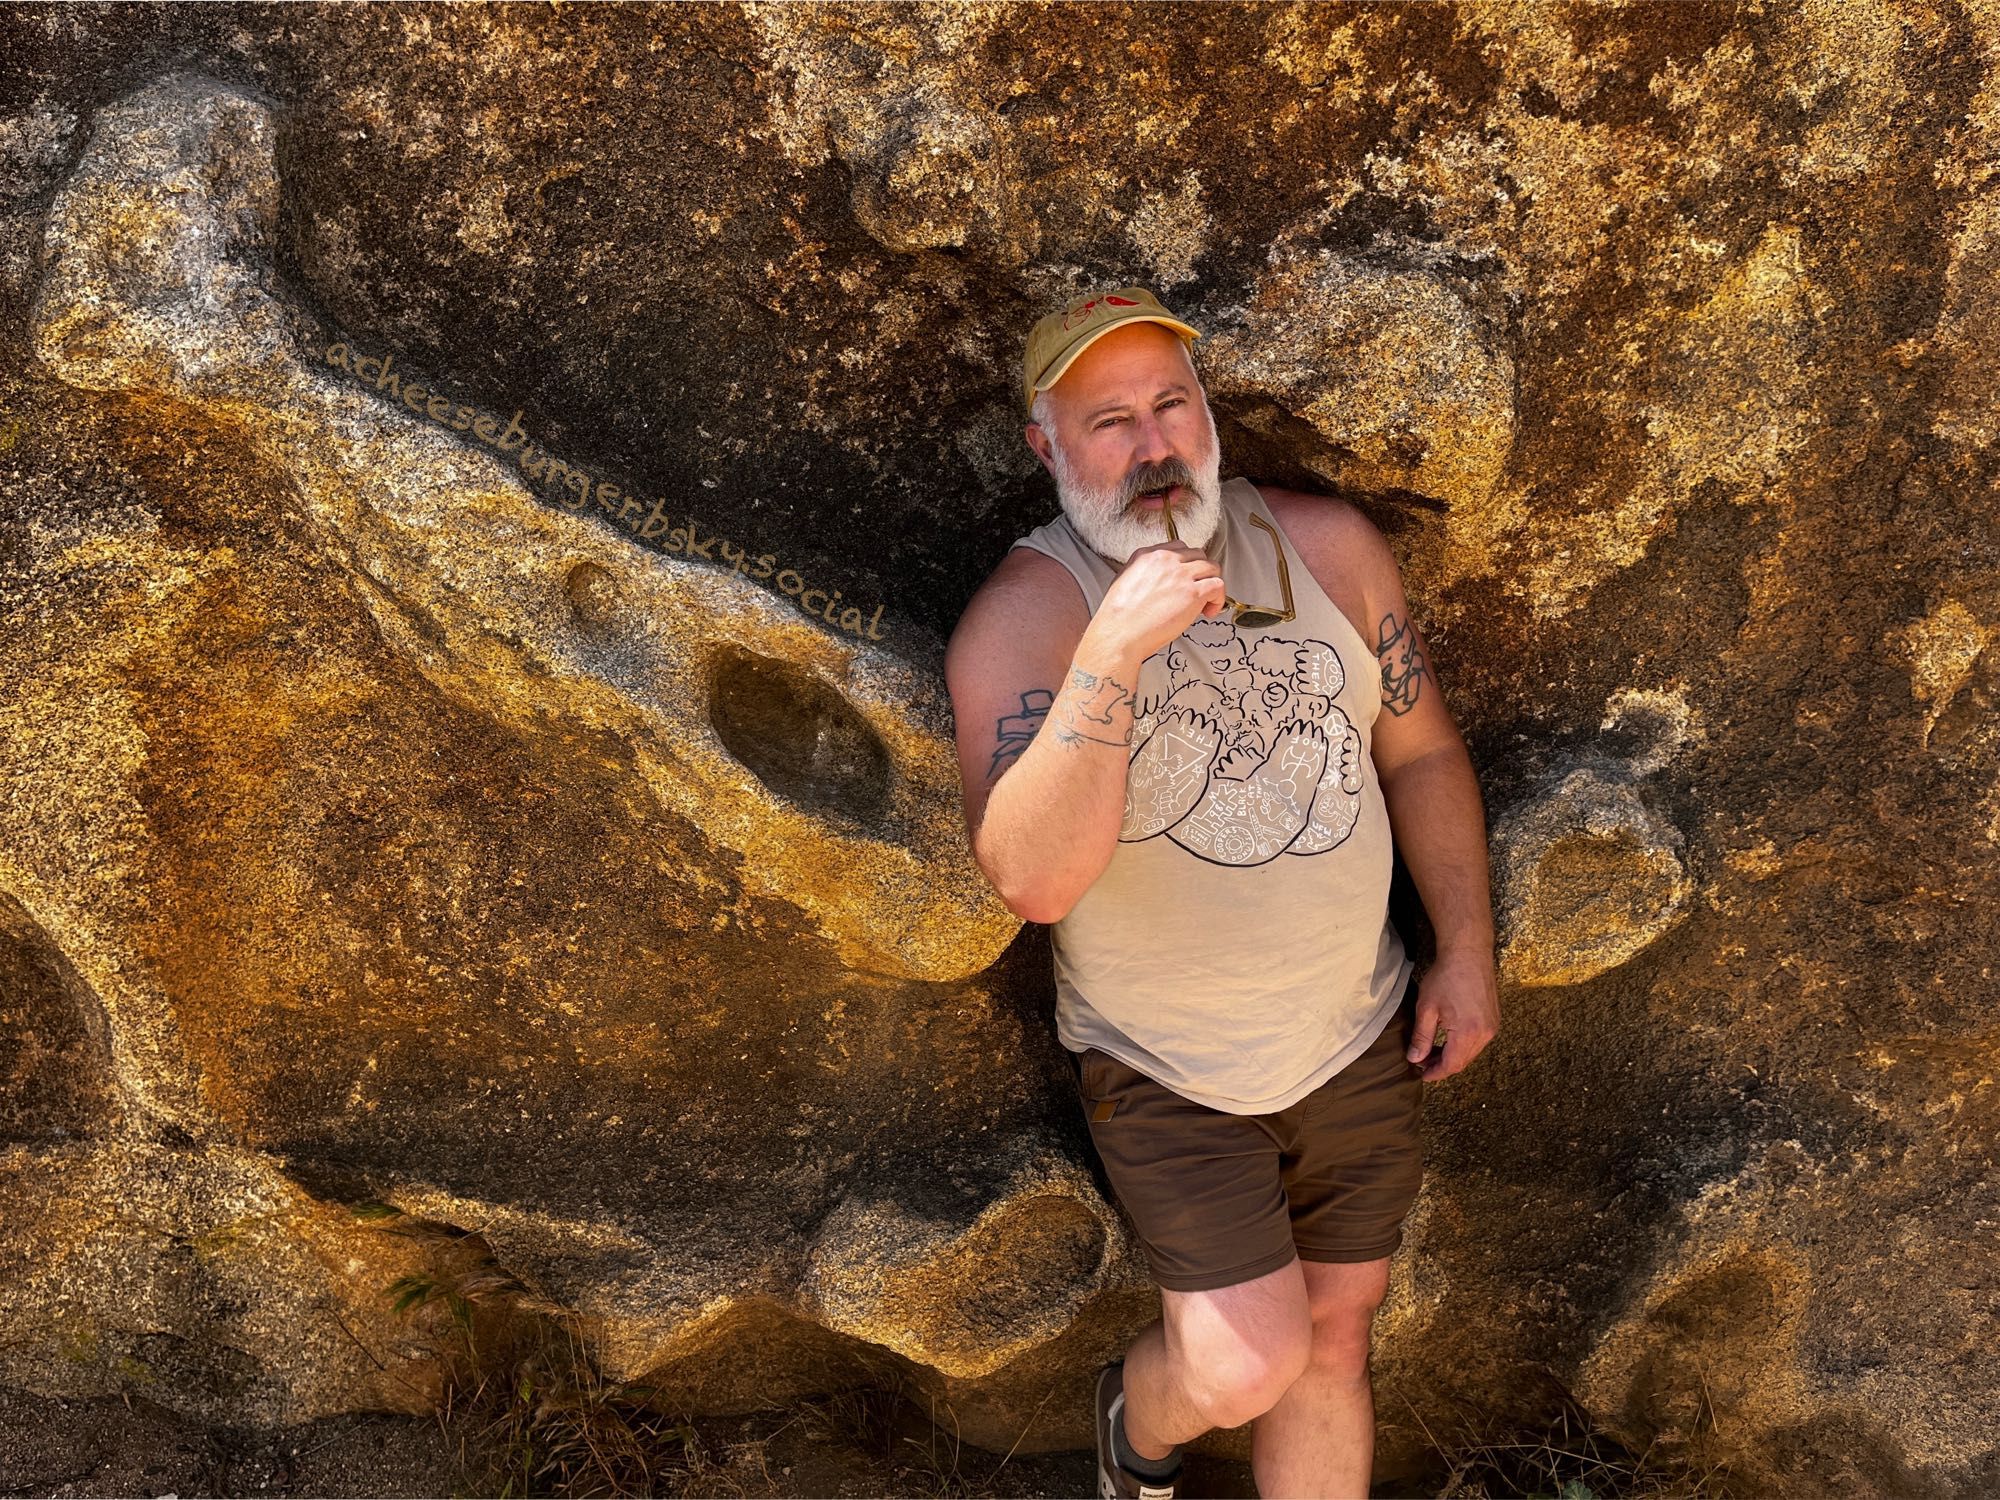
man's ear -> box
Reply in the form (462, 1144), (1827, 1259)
(1023, 421), (1056, 478)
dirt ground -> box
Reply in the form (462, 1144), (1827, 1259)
(0, 1382), (1275, 1499)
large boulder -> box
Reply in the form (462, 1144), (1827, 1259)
(1, 6), (1996, 1494)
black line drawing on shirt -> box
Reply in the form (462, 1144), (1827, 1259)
(1118, 616), (1366, 864)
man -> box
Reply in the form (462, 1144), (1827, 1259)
(943, 284), (1499, 1500)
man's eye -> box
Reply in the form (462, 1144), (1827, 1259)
(1096, 416), (1124, 429)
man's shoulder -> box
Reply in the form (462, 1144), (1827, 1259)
(976, 539), (1082, 606)
(948, 541), (1087, 658)
(1252, 482), (1373, 543)
(1249, 482), (1400, 630)
(1256, 482), (1398, 560)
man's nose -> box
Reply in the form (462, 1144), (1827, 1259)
(1130, 407), (1177, 468)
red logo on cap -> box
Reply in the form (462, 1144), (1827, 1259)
(1062, 293), (1144, 331)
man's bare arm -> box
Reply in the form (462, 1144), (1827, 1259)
(1374, 607), (1429, 718)
(946, 558), (1147, 924)
(1335, 527), (1492, 959)
(986, 666), (1132, 784)
(1279, 493), (1499, 1079)
(1381, 742), (1495, 959)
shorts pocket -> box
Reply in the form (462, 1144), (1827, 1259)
(1077, 1048), (1139, 1123)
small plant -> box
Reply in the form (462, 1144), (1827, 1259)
(798, 1369), (980, 1499)
(354, 1198), (716, 1498)
(455, 1317), (710, 1499)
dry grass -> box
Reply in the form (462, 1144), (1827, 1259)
(356, 1199), (723, 1498)
(356, 1197), (1047, 1499)
(1396, 1368), (1744, 1500)
(358, 1200), (1744, 1500)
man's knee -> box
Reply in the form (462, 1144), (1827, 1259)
(1169, 1308), (1314, 1428)
(1300, 1257), (1391, 1377)
(1184, 1337), (1313, 1428)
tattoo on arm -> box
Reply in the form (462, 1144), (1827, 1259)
(1050, 663), (1135, 751)
(985, 667), (1136, 784)
(1375, 611), (1430, 717)
(988, 688), (1053, 784)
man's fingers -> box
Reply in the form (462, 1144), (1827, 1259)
(1419, 1027), (1491, 1081)
(1406, 1000), (1442, 1064)
(1418, 1032), (1463, 1081)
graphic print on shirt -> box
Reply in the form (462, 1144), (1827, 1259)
(1120, 616), (1366, 866)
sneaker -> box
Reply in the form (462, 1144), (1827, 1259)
(1095, 1358), (1183, 1500)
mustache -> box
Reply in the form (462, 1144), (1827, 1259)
(1125, 461), (1194, 503)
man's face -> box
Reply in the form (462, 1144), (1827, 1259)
(1026, 321), (1224, 563)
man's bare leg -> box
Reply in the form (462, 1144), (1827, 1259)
(1250, 1256), (1390, 1499)
(1117, 1318), (1209, 1461)
(1122, 1259), (1315, 1462)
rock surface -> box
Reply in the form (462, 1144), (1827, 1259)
(1, 5), (1996, 1496)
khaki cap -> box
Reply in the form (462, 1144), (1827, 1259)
(1022, 284), (1202, 418)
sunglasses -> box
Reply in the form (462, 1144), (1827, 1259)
(1158, 493), (1295, 628)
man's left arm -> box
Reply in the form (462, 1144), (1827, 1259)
(1339, 507), (1498, 1081)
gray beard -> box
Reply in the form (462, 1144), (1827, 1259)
(1050, 428), (1225, 564)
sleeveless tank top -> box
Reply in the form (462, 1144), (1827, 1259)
(1007, 475), (1414, 1114)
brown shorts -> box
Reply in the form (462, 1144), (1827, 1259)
(1067, 971), (1425, 1293)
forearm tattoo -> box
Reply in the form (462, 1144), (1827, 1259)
(1375, 610), (1430, 717)
(1051, 664), (1136, 746)
(986, 667), (1135, 784)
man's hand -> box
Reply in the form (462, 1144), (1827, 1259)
(1094, 540), (1226, 663)
(1406, 947), (1499, 1081)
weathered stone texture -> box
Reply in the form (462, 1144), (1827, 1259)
(1, 4), (1996, 1495)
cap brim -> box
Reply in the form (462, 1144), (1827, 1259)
(1027, 315), (1203, 413)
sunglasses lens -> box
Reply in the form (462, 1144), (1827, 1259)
(1235, 609), (1282, 627)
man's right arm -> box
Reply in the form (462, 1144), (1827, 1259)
(945, 553), (1149, 925)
